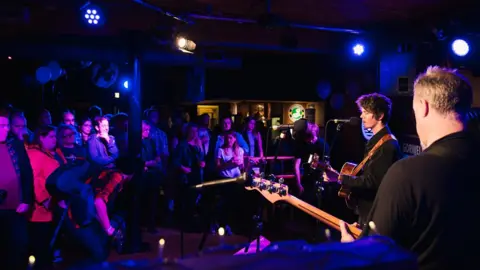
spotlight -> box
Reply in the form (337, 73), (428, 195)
(176, 36), (196, 54)
(451, 39), (469, 57)
(81, 4), (103, 26)
(352, 43), (365, 56)
(122, 80), (129, 89)
(114, 92), (120, 99)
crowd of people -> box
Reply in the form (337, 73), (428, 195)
(0, 101), (315, 269)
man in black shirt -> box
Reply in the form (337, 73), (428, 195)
(340, 66), (479, 270)
(324, 93), (402, 225)
(293, 122), (329, 199)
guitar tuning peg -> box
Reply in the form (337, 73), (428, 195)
(278, 178), (285, 184)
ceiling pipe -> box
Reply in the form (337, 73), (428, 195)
(132, 0), (362, 34)
(188, 14), (363, 35)
(132, 0), (192, 24)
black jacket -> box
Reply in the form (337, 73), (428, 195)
(367, 131), (480, 270)
(6, 138), (34, 205)
(340, 126), (402, 221)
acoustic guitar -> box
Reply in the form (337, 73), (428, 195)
(337, 134), (396, 209)
(245, 176), (362, 239)
(337, 162), (360, 210)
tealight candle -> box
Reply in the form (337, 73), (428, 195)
(28, 255), (35, 269)
(158, 238), (165, 259)
(218, 227), (225, 245)
(324, 228), (331, 241)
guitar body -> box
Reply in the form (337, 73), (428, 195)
(338, 162), (359, 210)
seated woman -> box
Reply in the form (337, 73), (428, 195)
(92, 157), (137, 238)
(54, 157), (140, 264)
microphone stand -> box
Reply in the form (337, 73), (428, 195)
(312, 120), (343, 242)
(322, 121), (344, 164)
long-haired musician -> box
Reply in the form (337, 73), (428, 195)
(323, 93), (402, 226)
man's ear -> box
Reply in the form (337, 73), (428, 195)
(421, 99), (429, 118)
(376, 113), (384, 122)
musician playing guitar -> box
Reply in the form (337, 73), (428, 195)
(293, 121), (329, 203)
(323, 93), (402, 227)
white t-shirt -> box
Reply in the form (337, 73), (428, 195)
(217, 147), (244, 178)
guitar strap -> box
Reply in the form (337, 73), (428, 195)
(351, 134), (396, 176)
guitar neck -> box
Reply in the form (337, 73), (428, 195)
(284, 195), (362, 238)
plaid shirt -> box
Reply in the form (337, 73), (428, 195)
(148, 123), (169, 158)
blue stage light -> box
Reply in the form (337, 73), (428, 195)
(451, 39), (469, 57)
(82, 5), (103, 25)
(352, 44), (365, 56)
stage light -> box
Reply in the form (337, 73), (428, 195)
(352, 43), (365, 56)
(451, 39), (469, 57)
(122, 80), (129, 89)
(81, 3), (103, 26)
(114, 92), (120, 99)
(176, 36), (196, 54)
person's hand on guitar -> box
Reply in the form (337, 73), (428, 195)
(339, 220), (355, 243)
(323, 168), (340, 183)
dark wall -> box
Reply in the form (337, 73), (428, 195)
(206, 53), (334, 101)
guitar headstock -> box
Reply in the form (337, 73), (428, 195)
(245, 173), (289, 204)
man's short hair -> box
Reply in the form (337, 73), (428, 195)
(414, 66), (472, 118)
(355, 93), (392, 124)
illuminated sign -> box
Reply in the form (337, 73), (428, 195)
(402, 143), (421, 156)
(400, 135), (422, 156)
(288, 104), (305, 122)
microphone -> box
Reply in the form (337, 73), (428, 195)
(191, 173), (247, 189)
(272, 124), (294, 130)
(332, 117), (360, 125)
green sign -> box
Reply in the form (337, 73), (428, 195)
(288, 104), (305, 122)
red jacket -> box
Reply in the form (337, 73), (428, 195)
(27, 147), (66, 222)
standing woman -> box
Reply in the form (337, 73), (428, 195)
(172, 124), (205, 226)
(242, 116), (264, 158)
(27, 125), (66, 269)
